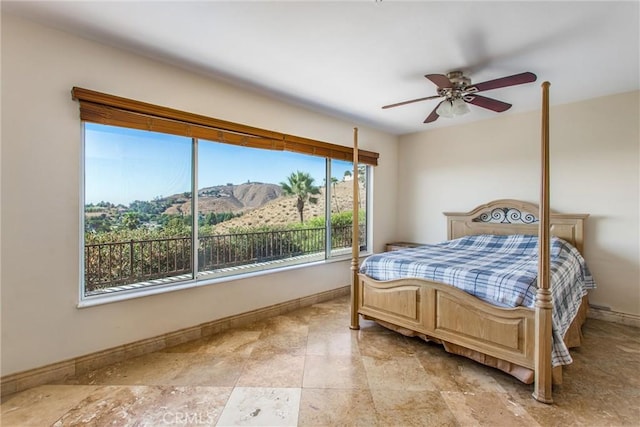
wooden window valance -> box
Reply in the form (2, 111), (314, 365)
(71, 87), (379, 166)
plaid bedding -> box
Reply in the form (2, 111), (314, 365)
(360, 234), (596, 366)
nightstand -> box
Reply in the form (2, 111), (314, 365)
(385, 242), (425, 252)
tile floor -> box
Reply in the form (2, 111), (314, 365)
(1, 295), (639, 426)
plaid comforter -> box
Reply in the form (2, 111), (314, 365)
(360, 234), (596, 366)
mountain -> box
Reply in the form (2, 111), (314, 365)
(163, 182), (283, 215)
(211, 180), (362, 233)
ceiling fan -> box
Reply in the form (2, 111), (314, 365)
(382, 71), (537, 123)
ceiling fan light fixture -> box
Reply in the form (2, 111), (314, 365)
(436, 100), (454, 118)
(436, 97), (469, 118)
(452, 98), (470, 116)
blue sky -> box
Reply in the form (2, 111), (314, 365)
(84, 123), (354, 205)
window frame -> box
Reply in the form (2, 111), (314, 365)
(75, 88), (376, 307)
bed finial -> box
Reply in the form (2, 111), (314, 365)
(350, 127), (360, 330)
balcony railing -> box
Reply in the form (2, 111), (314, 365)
(84, 236), (192, 292)
(85, 225), (364, 293)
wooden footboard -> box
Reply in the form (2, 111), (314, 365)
(357, 273), (535, 369)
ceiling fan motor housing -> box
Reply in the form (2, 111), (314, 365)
(438, 71), (470, 100)
(446, 71), (471, 88)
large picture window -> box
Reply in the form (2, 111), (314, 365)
(82, 124), (370, 299)
(75, 87), (377, 302)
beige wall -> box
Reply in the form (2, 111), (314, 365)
(398, 90), (640, 317)
(0, 15), (399, 375)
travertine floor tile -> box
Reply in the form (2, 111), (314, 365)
(370, 389), (459, 427)
(376, 409), (459, 427)
(516, 391), (639, 427)
(236, 353), (305, 388)
(260, 315), (309, 337)
(298, 388), (377, 426)
(356, 329), (417, 359)
(306, 302), (353, 334)
(250, 332), (308, 357)
(170, 354), (248, 387)
(413, 342), (469, 392)
(416, 339), (508, 392)
(302, 355), (369, 389)
(164, 330), (262, 357)
(362, 355), (436, 391)
(307, 314), (353, 334)
(56, 385), (231, 426)
(64, 353), (197, 386)
(305, 331), (360, 356)
(441, 391), (541, 427)
(0, 385), (99, 426)
(65, 352), (247, 387)
(216, 387), (300, 427)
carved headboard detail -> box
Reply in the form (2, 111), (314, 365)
(444, 199), (588, 253)
(473, 207), (539, 224)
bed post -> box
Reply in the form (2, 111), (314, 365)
(533, 81), (553, 403)
(350, 127), (361, 330)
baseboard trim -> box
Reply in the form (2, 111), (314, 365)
(1, 286), (349, 397)
(588, 306), (640, 328)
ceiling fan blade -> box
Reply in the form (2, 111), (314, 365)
(464, 94), (512, 112)
(425, 74), (452, 89)
(424, 102), (442, 123)
(466, 72), (537, 93)
(382, 95), (441, 109)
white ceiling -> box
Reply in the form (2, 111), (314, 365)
(3, 1), (639, 135)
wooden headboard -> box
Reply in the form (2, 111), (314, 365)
(443, 199), (588, 254)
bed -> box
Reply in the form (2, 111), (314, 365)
(348, 83), (590, 403)
(357, 200), (593, 382)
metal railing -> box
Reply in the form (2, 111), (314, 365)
(85, 225), (364, 293)
(84, 236), (192, 292)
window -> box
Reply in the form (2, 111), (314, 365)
(195, 141), (331, 279)
(76, 87), (377, 301)
(329, 159), (367, 257)
(84, 125), (194, 295)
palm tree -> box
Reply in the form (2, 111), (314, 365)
(280, 171), (321, 223)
